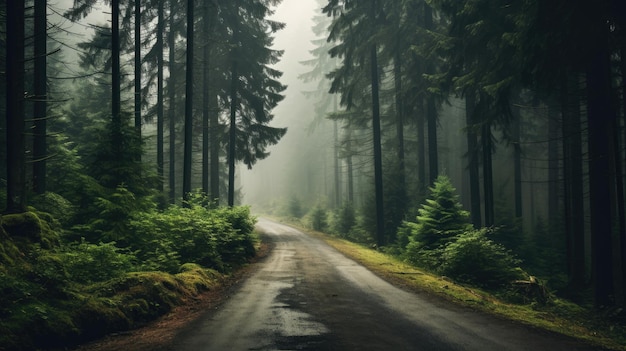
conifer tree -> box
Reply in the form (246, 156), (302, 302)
(403, 175), (471, 269)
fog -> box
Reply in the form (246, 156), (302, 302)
(240, 0), (327, 212)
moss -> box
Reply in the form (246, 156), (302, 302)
(175, 263), (220, 294)
(73, 297), (131, 341)
(1, 212), (60, 249)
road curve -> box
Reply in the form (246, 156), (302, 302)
(174, 218), (603, 351)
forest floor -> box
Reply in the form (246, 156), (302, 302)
(70, 242), (272, 351)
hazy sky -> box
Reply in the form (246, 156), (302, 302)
(240, 0), (322, 207)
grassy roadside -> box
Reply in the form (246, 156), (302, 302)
(276, 219), (626, 351)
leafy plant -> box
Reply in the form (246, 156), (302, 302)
(439, 228), (525, 289)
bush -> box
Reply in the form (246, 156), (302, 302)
(307, 205), (328, 231)
(129, 204), (257, 272)
(331, 202), (356, 237)
(439, 228), (524, 289)
(58, 240), (136, 284)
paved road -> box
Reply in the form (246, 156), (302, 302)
(174, 218), (603, 351)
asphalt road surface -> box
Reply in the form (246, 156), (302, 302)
(174, 218), (603, 351)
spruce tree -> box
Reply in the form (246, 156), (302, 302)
(404, 175), (472, 268)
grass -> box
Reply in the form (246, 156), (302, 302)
(279, 220), (626, 351)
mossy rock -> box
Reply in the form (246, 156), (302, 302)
(73, 297), (131, 341)
(175, 263), (220, 294)
(0, 229), (23, 266)
(1, 212), (60, 249)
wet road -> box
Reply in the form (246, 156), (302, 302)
(175, 218), (602, 351)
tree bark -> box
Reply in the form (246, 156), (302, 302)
(482, 121), (494, 227)
(586, 37), (615, 307)
(168, 0), (177, 204)
(6, 0), (26, 212)
(202, 0), (210, 197)
(33, 0), (47, 194)
(394, 52), (406, 210)
(182, 0), (194, 204)
(548, 105), (560, 229)
(465, 93), (481, 228)
(228, 60), (238, 207)
(112, 0), (121, 130)
(134, 0), (142, 144)
(371, 43), (385, 246)
(424, 2), (438, 184)
(157, 0), (164, 193)
(512, 104), (523, 220)
(210, 88), (220, 205)
(417, 103), (426, 196)
(561, 76), (586, 292)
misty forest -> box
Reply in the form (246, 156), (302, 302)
(2, 0), (626, 349)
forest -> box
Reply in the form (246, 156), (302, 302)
(1, 0), (626, 349)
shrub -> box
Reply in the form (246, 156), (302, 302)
(331, 202), (356, 237)
(59, 240), (136, 284)
(439, 228), (524, 289)
(307, 205), (328, 231)
(129, 204), (257, 272)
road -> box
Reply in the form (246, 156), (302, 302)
(174, 218), (602, 351)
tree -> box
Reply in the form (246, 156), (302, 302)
(182, 0), (194, 203)
(168, 0), (178, 203)
(6, 0), (26, 212)
(32, 0), (48, 195)
(324, 0), (386, 246)
(223, 0), (287, 206)
(134, 0), (142, 143)
(404, 175), (472, 268)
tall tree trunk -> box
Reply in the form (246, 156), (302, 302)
(33, 0), (47, 194)
(182, 0), (194, 204)
(228, 59), (238, 207)
(417, 103), (426, 196)
(586, 36), (615, 307)
(548, 105), (560, 229)
(112, 0), (121, 131)
(346, 128), (354, 203)
(333, 119), (341, 208)
(168, 0), (177, 204)
(371, 43), (385, 246)
(6, 0), (26, 212)
(424, 2), (438, 184)
(465, 93), (481, 228)
(202, 0), (210, 196)
(157, 0), (164, 193)
(482, 121), (494, 226)
(512, 105), (523, 220)
(210, 88), (220, 205)
(394, 52), (406, 209)
(134, 0), (142, 144)
(562, 76), (586, 293)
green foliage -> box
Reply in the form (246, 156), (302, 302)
(439, 228), (525, 289)
(130, 204), (257, 273)
(307, 204), (328, 231)
(2, 212), (60, 250)
(287, 195), (305, 219)
(57, 240), (136, 284)
(331, 202), (356, 237)
(403, 176), (472, 269)
(30, 192), (75, 226)
(70, 185), (155, 247)
(411, 176), (472, 248)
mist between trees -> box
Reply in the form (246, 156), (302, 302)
(1, 0), (626, 325)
